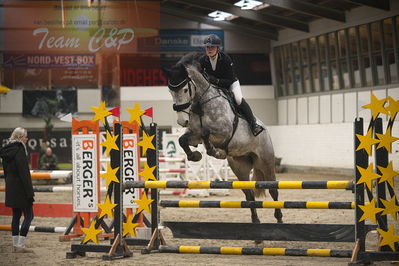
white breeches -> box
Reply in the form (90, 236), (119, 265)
(230, 80), (243, 105)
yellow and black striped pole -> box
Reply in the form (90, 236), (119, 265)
(160, 200), (355, 209)
(124, 180), (353, 190)
(159, 245), (352, 257)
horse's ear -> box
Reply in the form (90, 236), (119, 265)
(162, 67), (172, 79)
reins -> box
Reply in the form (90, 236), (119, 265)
(169, 72), (239, 154)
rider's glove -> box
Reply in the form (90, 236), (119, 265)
(208, 75), (219, 85)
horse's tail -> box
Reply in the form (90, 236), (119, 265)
(254, 189), (266, 198)
(253, 169), (266, 198)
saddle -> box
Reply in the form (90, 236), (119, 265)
(218, 87), (245, 120)
(191, 84), (244, 120)
(201, 73), (245, 119)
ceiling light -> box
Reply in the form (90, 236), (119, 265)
(208, 10), (234, 21)
(234, 0), (263, 10)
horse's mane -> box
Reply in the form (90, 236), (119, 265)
(167, 52), (204, 89)
(176, 52), (202, 70)
(178, 53), (210, 90)
(186, 66), (208, 89)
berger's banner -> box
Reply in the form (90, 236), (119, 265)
(72, 134), (98, 212)
(122, 133), (139, 208)
(2, 1), (160, 53)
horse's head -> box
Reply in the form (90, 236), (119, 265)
(164, 63), (193, 127)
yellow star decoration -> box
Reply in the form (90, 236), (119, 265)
(358, 198), (384, 224)
(139, 162), (156, 181)
(81, 220), (103, 244)
(380, 195), (399, 220)
(377, 161), (398, 188)
(356, 128), (380, 156)
(134, 192), (154, 214)
(98, 195), (118, 219)
(123, 214), (140, 237)
(377, 224), (399, 251)
(386, 96), (399, 120)
(91, 101), (112, 124)
(126, 103), (146, 126)
(138, 131), (155, 156)
(376, 127), (399, 153)
(356, 163), (381, 190)
(101, 131), (119, 156)
(100, 162), (119, 187)
(362, 93), (387, 119)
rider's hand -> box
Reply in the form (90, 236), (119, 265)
(208, 75), (218, 85)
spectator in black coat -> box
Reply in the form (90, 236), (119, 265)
(0, 127), (34, 253)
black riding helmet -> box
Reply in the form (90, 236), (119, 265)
(203, 34), (222, 47)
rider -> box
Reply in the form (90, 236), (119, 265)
(199, 34), (264, 136)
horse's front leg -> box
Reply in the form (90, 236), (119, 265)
(242, 189), (261, 224)
(202, 128), (227, 159)
(179, 132), (202, 162)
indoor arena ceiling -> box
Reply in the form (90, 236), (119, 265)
(160, 0), (391, 40)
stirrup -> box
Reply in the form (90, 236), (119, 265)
(251, 124), (264, 136)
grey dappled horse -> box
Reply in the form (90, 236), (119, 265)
(164, 53), (283, 227)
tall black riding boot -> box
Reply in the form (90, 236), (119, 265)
(239, 99), (264, 136)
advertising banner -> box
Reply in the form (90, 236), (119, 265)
(4, 54), (96, 69)
(160, 29), (224, 51)
(2, 1), (160, 53)
(72, 134), (98, 212)
(0, 130), (72, 164)
(122, 133), (139, 208)
(51, 69), (98, 87)
(120, 54), (165, 86)
(162, 133), (184, 157)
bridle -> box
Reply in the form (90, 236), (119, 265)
(168, 73), (219, 119)
(168, 78), (194, 117)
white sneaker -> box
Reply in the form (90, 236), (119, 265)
(12, 236), (19, 246)
(16, 236), (34, 253)
(18, 236), (26, 248)
(12, 236), (19, 252)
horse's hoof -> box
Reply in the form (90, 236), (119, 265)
(188, 151), (202, 162)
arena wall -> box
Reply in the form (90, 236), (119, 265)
(120, 85), (277, 127)
(269, 121), (399, 173)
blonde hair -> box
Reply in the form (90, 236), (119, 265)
(9, 127), (27, 142)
